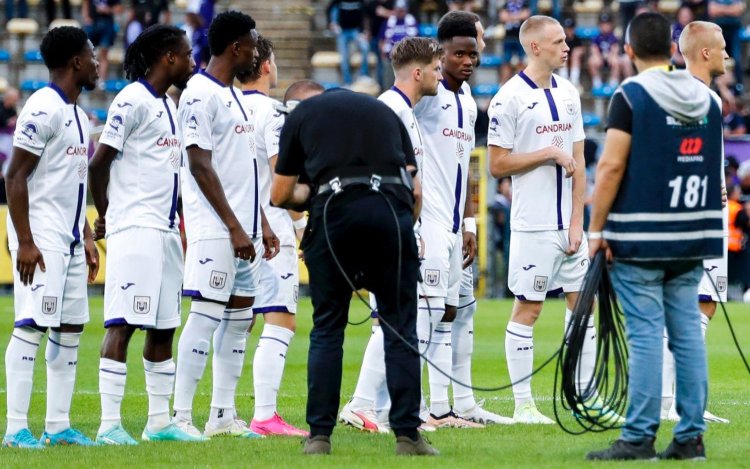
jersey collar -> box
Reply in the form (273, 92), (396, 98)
(242, 89), (267, 96)
(47, 82), (70, 104)
(440, 79), (464, 94)
(199, 69), (228, 87)
(518, 70), (557, 89)
(390, 86), (412, 108)
(137, 78), (162, 98)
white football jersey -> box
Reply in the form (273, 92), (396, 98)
(7, 85), (90, 254)
(487, 72), (585, 232)
(179, 70), (261, 242)
(242, 90), (295, 247)
(378, 86), (425, 172)
(415, 80), (477, 233)
(99, 80), (181, 236)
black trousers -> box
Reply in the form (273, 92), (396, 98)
(302, 190), (421, 438)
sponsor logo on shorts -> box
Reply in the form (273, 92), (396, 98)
(533, 275), (548, 292)
(133, 296), (151, 314)
(42, 296), (57, 315)
(717, 276), (728, 293)
(209, 270), (227, 289)
(424, 269), (440, 287)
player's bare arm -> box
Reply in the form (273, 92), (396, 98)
(83, 221), (99, 283)
(5, 146), (45, 285)
(462, 170), (477, 268)
(187, 144), (256, 261)
(270, 173), (311, 210)
(409, 164), (421, 223)
(489, 144), (576, 178)
(88, 143), (119, 240)
(588, 129), (631, 258)
(260, 208), (279, 261)
(567, 140), (586, 254)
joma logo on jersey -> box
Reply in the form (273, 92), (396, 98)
(679, 137), (703, 155)
(133, 296), (151, 314)
(66, 146), (87, 156)
(157, 137), (180, 147)
(234, 124), (253, 134)
(209, 270), (227, 289)
(442, 128), (473, 142)
(42, 296), (57, 315)
(536, 123), (572, 134)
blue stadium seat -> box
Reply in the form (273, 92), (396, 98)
(104, 79), (129, 93)
(582, 112), (601, 127)
(480, 55), (503, 67)
(472, 83), (500, 97)
(320, 81), (340, 90)
(740, 26), (750, 42)
(576, 26), (599, 41)
(24, 50), (43, 63)
(592, 84), (616, 99)
(20, 80), (46, 92)
(0, 49), (10, 62)
(91, 108), (107, 122)
(419, 24), (437, 38)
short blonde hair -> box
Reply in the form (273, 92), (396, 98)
(519, 15), (560, 53)
(679, 21), (722, 61)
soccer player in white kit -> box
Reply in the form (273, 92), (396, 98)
(237, 35), (308, 437)
(172, 11), (278, 439)
(338, 37), (442, 433)
(488, 16), (621, 424)
(660, 21), (730, 424)
(88, 25), (203, 445)
(3, 26), (100, 448)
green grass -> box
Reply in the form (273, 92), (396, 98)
(0, 297), (749, 468)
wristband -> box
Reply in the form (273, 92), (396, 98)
(463, 217), (477, 235)
(293, 217), (307, 230)
(588, 231), (603, 240)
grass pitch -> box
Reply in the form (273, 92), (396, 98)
(0, 296), (749, 468)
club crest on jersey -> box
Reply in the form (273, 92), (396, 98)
(20, 122), (38, 140)
(564, 99), (575, 115)
(469, 110), (476, 127)
(133, 296), (151, 314)
(717, 276), (727, 293)
(533, 275), (548, 292)
(209, 270), (227, 289)
(42, 296), (58, 315)
(424, 269), (440, 286)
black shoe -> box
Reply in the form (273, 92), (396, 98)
(586, 438), (657, 461)
(659, 435), (706, 460)
(303, 435), (331, 455)
(395, 434), (439, 456)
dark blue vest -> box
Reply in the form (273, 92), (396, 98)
(605, 81), (723, 261)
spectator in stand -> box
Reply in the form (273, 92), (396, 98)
(447, 0), (474, 11)
(365, 0), (395, 88)
(684, 0), (709, 20)
(0, 87), (19, 133)
(381, 0), (419, 59)
(708, 0), (746, 92)
(490, 177), (512, 297)
(726, 182), (750, 293)
(617, 0), (642, 32)
(671, 5), (694, 68)
(184, 0), (214, 71)
(5, 0), (28, 24)
(146, 0), (169, 26)
(83, 0), (122, 82)
(327, 0), (370, 85)
(499, 0), (530, 84)
(587, 13), (631, 89)
(558, 16), (584, 89)
(726, 156), (740, 187)
(125, 2), (148, 49)
(723, 95), (747, 136)
(45, 0), (72, 26)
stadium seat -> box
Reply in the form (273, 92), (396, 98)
(311, 51), (340, 68)
(175, 0), (188, 8)
(20, 80), (46, 92)
(104, 79), (129, 93)
(91, 108), (108, 122)
(576, 26), (599, 41)
(109, 47), (125, 66)
(419, 24), (437, 38)
(0, 50), (10, 62)
(0, 76), (9, 93)
(472, 83), (500, 98)
(740, 26), (750, 42)
(592, 84), (616, 99)
(23, 50), (43, 63)
(582, 112), (601, 128)
(350, 52), (377, 67)
(485, 24), (506, 40)
(480, 55), (503, 68)
(49, 18), (80, 30)
(321, 82), (340, 90)
(6, 18), (39, 36)
(658, 0), (680, 14)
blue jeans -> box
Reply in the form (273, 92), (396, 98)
(611, 260), (707, 443)
(337, 28), (369, 85)
(5, 0), (28, 21)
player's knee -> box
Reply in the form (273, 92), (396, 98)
(13, 326), (45, 345)
(227, 295), (254, 309)
(55, 323), (84, 333)
(511, 301), (543, 325)
(263, 311), (296, 332)
(442, 305), (457, 322)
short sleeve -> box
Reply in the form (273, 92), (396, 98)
(264, 108), (285, 159)
(276, 107), (306, 177)
(181, 95), (213, 151)
(606, 91), (633, 134)
(99, 95), (139, 152)
(486, 93), (516, 149)
(13, 101), (54, 156)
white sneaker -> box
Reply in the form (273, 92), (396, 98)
(512, 402), (555, 424)
(172, 418), (204, 438)
(704, 410), (729, 423)
(426, 411), (485, 429)
(339, 401), (388, 433)
(204, 418), (262, 438)
(455, 404), (514, 425)
(665, 405), (680, 422)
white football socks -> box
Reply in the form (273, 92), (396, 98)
(452, 297), (476, 413)
(253, 323), (293, 421)
(209, 310), (252, 426)
(173, 302), (224, 422)
(349, 325), (385, 412)
(144, 358), (175, 432)
(45, 330), (81, 434)
(564, 309), (596, 397)
(427, 321), (453, 417)
(99, 358), (127, 433)
(5, 327), (43, 435)
(506, 321), (534, 408)
(700, 313), (709, 341)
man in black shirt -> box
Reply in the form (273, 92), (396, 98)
(271, 88), (436, 456)
(326, 0), (370, 85)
